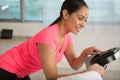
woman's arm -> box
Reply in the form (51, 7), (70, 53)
(37, 43), (87, 80)
(38, 43), (58, 80)
(38, 43), (75, 80)
(64, 43), (102, 70)
(64, 43), (88, 70)
(38, 43), (104, 80)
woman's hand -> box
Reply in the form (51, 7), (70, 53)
(87, 63), (105, 77)
(82, 46), (102, 55)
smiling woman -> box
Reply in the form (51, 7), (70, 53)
(0, 0), (105, 80)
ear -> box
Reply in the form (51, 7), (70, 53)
(62, 9), (69, 19)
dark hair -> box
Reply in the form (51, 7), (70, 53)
(50, 0), (88, 26)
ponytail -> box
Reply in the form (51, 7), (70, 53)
(49, 16), (61, 26)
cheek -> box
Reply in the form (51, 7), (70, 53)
(65, 16), (78, 30)
(71, 16), (79, 23)
(68, 17), (78, 25)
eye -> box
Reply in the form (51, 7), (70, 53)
(85, 19), (87, 22)
(78, 17), (83, 21)
(78, 17), (87, 22)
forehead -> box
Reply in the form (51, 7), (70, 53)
(74, 7), (89, 18)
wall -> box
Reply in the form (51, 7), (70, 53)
(0, 22), (120, 36)
(0, 22), (120, 70)
(0, 22), (45, 37)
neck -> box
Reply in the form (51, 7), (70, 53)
(58, 21), (69, 38)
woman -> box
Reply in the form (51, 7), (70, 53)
(0, 0), (105, 80)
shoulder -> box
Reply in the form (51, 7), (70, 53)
(37, 24), (58, 36)
(32, 24), (59, 49)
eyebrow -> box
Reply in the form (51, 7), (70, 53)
(78, 14), (88, 19)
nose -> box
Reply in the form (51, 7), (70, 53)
(80, 20), (86, 27)
(80, 20), (86, 28)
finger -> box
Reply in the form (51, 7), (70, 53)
(92, 46), (102, 52)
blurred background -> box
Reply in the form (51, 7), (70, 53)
(0, 0), (120, 80)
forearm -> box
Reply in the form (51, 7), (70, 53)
(56, 64), (104, 80)
(45, 72), (79, 80)
(71, 46), (100, 70)
(45, 63), (104, 80)
(72, 52), (88, 70)
(52, 70), (88, 80)
(57, 70), (103, 80)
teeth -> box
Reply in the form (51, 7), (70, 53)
(76, 26), (81, 29)
(76, 26), (81, 32)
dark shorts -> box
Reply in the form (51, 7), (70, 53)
(0, 68), (30, 80)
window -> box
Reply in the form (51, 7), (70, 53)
(24, 0), (43, 22)
(0, 0), (44, 22)
(85, 0), (120, 24)
(0, 0), (20, 21)
(0, 0), (120, 24)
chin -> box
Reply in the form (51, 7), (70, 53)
(72, 32), (79, 35)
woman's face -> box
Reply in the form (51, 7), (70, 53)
(64, 7), (89, 35)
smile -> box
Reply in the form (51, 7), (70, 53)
(75, 26), (81, 32)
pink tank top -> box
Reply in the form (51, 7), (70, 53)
(0, 23), (72, 78)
